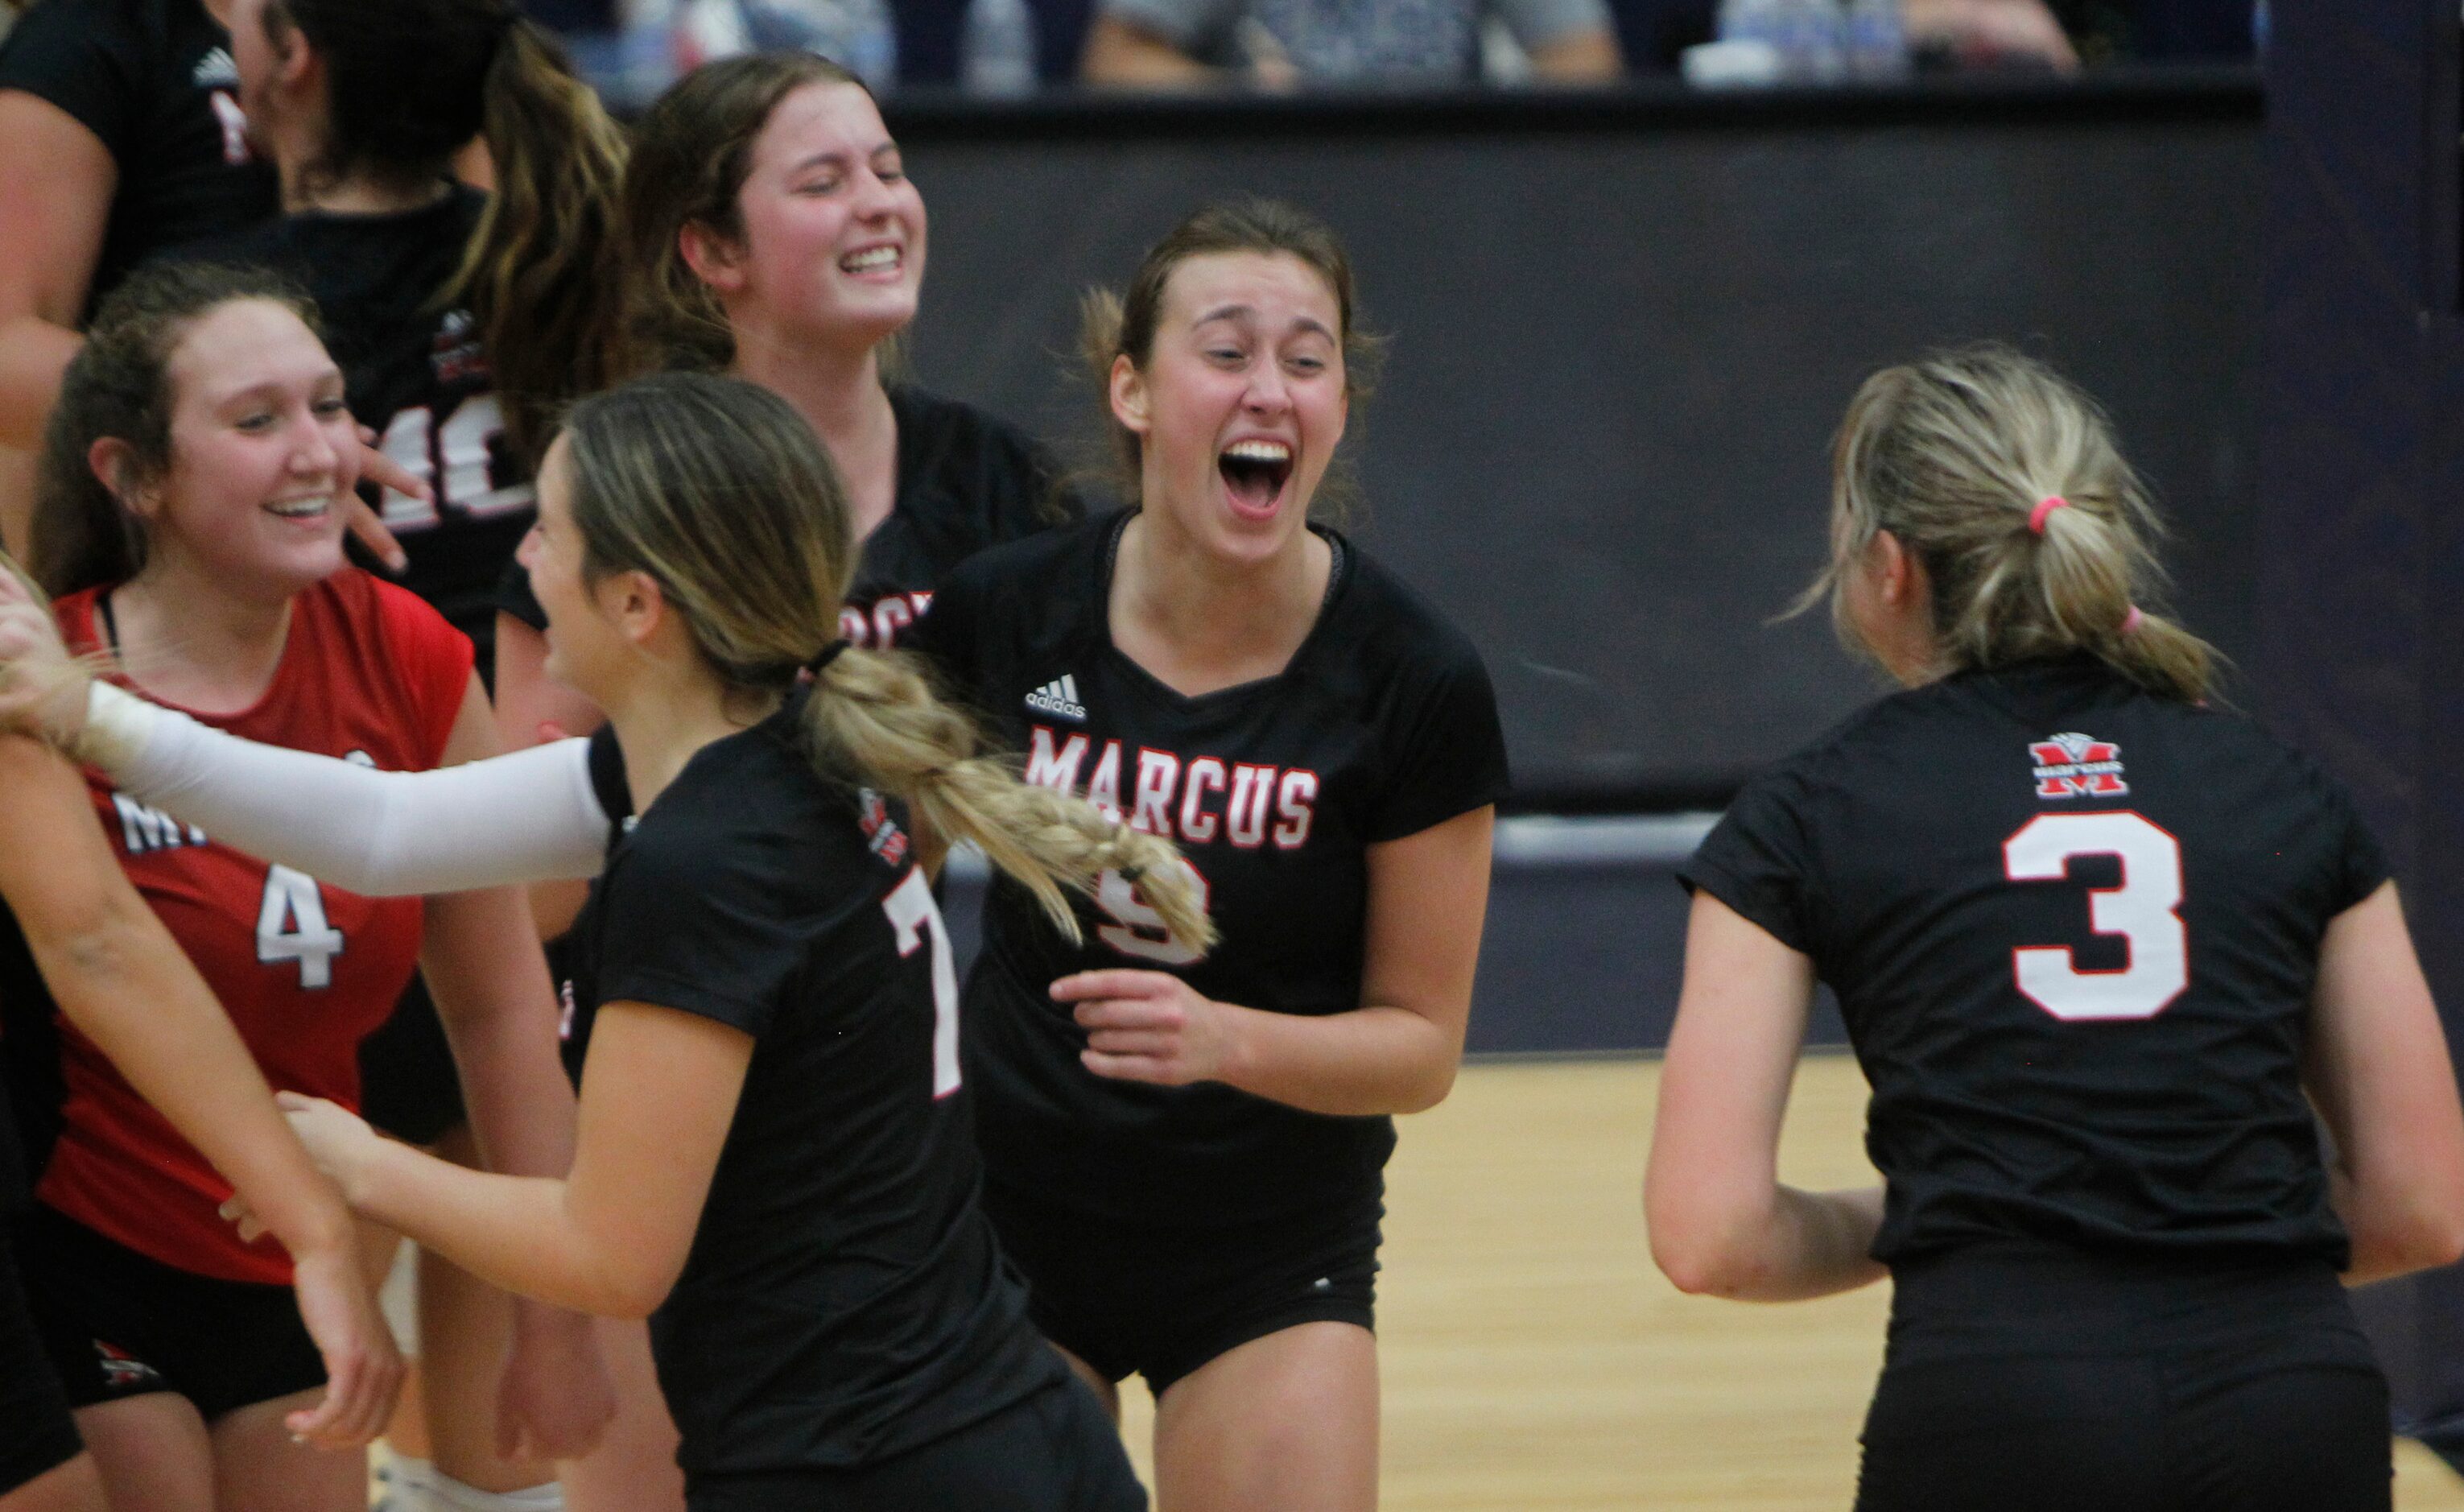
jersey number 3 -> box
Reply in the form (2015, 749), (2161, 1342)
(2002, 812), (2187, 1022)
(884, 869), (962, 1098)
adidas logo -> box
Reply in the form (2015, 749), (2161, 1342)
(1025, 675), (1086, 722)
(192, 47), (238, 87)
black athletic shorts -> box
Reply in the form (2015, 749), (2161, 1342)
(1856, 1240), (2390, 1512)
(980, 1183), (1380, 1397)
(0, 1219), (83, 1495)
(19, 1205), (327, 1422)
(357, 973), (466, 1147)
(685, 1374), (1145, 1512)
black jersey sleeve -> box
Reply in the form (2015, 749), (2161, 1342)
(1678, 763), (1822, 957)
(2307, 758), (2393, 915)
(1364, 642), (1510, 843)
(899, 552), (984, 694)
(592, 813), (811, 1039)
(0, 0), (144, 153)
(493, 556), (547, 633)
(584, 725), (635, 828)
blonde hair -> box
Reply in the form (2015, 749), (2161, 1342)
(558, 373), (1212, 948)
(1799, 345), (2218, 703)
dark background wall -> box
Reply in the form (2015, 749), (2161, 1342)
(891, 80), (2264, 805)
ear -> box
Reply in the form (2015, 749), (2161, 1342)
(1108, 354), (1149, 437)
(599, 568), (668, 651)
(679, 221), (749, 298)
(1868, 528), (1912, 605)
(87, 438), (156, 517)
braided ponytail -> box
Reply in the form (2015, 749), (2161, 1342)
(556, 373), (1213, 951)
(806, 649), (1210, 946)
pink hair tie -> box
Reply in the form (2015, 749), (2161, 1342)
(2121, 605), (2145, 634)
(2029, 495), (2070, 535)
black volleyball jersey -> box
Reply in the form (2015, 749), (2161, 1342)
(1680, 655), (2388, 1268)
(565, 692), (1061, 1476)
(495, 386), (1075, 651)
(177, 188), (526, 653)
(0, 0), (277, 310)
(909, 510), (1510, 1226)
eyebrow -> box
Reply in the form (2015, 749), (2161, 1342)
(788, 143), (900, 174)
(1192, 304), (1336, 340)
(205, 369), (345, 406)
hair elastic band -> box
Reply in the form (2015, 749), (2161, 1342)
(2029, 495), (2070, 535)
(799, 638), (851, 681)
(2121, 606), (2146, 634)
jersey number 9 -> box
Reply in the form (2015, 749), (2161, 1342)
(2002, 811), (2188, 1022)
(1095, 861), (1212, 967)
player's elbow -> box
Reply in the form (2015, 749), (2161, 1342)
(1645, 1183), (1765, 1298)
(582, 1251), (682, 1321)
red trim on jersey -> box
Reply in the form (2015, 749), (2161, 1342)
(35, 572), (474, 1284)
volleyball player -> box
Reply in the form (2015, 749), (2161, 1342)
(902, 200), (1505, 1511)
(492, 52), (1077, 787)
(0, 370), (1209, 1510)
(0, 717), (400, 1510)
(9, 262), (587, 1512)
(175, 7), (640, 1502)
(1644, 346), (2464, 1512)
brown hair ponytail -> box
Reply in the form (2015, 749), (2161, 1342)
(1802, 345), (2218, 703)
(557, 372), (1214, 948)
(265, 0), (629, 465)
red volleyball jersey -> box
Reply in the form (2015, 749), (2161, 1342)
(36, 571), (472, 1284)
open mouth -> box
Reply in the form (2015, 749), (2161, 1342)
(839, 245), (902, 276)
(1218, 440), (1293, 517)
(265, 497), (331, 521)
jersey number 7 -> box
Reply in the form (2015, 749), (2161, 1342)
(883, 869), (962, 1098)
(2003, 811), (2188, 1022)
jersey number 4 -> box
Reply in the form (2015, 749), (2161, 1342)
(2002, 811), (2187, 1022)
(258, 865), (345, 990)
(884, 869), (962, 1098)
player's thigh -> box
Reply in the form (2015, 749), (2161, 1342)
(559, 1316), (687, 1512)
(1855, 1352), (2167, 1512)
(70, 1394), (216, 1512)
(0, 1455), (108, 1512)
(208, 1389), (368, 1512)
(1152, 1320), (1376, 1512)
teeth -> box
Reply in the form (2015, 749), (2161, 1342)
(840, 246), (900, 273)
(1223, 440), (1291, 463)
(266, 499), (328, 518)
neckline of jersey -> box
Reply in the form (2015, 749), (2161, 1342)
(1092, 507), (1353, 710)
(85, 581), (305, 728)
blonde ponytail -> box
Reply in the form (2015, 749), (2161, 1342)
(556, 373), (1215, 955)
(806, 649), (1212, 948)
(1804, 345), (2218, 703)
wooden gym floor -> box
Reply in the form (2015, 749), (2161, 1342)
(1107, 1056), (2464, 1509)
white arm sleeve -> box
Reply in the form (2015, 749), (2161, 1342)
(80, 681), (613, 896)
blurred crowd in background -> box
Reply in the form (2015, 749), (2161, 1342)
(0, 0), (2256, 105)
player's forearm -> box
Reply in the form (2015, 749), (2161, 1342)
(422, 894), (579, 1187)
(0, 315), (80, 450)
(1657, 1183), (1887, 1302)
(37, 907), (357, 1259)
(349, 1142), (647, 1316)
(2331, 1164), (2464, 1285)
(1216, 1001), (1463, 1117)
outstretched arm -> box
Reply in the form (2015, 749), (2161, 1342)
(1644, 890), (1886, 1302)
(0, 736), (402, 1445)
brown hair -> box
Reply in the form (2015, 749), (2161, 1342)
(264, 0), (629, 463)
(557, 372), (1212, 947)
(1799, 345), (2218, 702)
(1079, 198), (1382, 513)
(32, 263), (321, 597)
(623, 53), (884, 374)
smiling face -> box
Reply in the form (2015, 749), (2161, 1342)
(1112, 250), (1348, 567)
(518, 436), (624, 704)
(134, 298), (356, 599)
(698, 81), (927, 352)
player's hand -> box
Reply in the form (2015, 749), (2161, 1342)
(282, 1237), (406, 1449)
(350, 426), (414, 575)
(1058, 969), (1246, 1087)
(497, 1303), (616, 1462)
(274, 1092), (384, 1207)
(0, 568), (84, 743)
